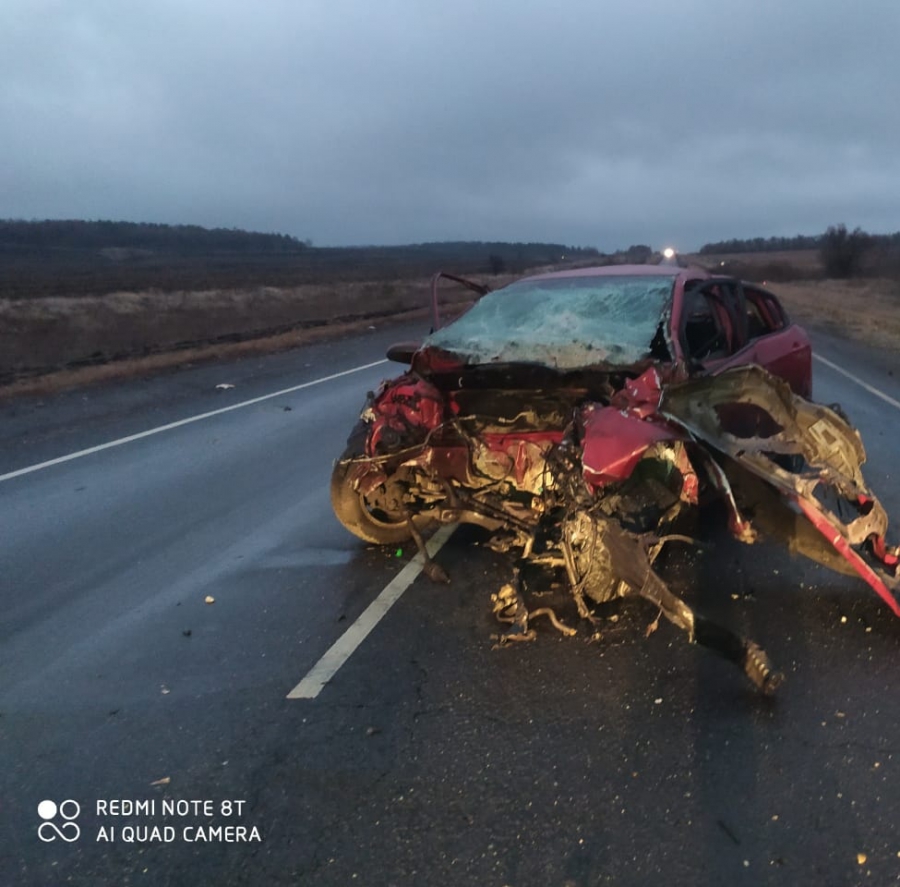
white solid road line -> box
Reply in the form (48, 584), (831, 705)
(813, 353), (900, 412)
(287, 524), (457, 699)
(0, 359), (389, 484)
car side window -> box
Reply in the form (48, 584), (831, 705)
(745, 297), (769, 339)
(681, 281), (745, 360)
(682, 288), (729, 359)
(743, 285), (787, 335)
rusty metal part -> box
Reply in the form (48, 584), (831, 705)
(406, 517), (450, 584)
(528, 607), (577, 637)
(575, 515), (784, 693)
(491, 572), (538, 644)
(491, 572), (575, 640)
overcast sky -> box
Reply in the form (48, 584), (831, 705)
(2, 0), (898, 250)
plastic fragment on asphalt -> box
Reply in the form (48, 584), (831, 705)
(150, 777), (171, 786)
(857, 853), (867, 865)
(205, 595), (215, 604)
(215, 383), (235, 390)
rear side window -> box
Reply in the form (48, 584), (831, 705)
(744, 286), (787, 338)
(745, 298), (769, 339)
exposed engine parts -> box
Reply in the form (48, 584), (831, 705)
(332, 364), (899, 695)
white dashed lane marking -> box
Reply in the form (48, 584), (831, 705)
(287, 524), (456, 699)
(813, 353), (900, 412)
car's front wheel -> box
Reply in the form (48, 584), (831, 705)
(330, 457), (420, 545)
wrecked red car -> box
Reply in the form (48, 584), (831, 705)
(331, 265), (899, 693)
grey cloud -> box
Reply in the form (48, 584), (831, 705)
(2, 0), (898, 248)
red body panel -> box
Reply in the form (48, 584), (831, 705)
(749, 326), (813, 398)
(793, 495), (900, 617)
(580, 405), (682, 488)
(582, 366), (685, 489)
(701, 325), (813, 398)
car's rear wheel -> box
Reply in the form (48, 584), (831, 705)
(330, 457), (421, 545)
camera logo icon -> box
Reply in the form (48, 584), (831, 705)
(37, 800), (81, 843)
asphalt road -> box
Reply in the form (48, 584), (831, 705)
(1, 319), (899, 887)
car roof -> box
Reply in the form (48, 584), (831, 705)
(520, 263), (711, 282)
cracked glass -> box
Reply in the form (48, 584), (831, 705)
(425, 275), (673, 368)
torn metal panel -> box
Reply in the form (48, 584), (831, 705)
(364, 373), (444, 456)
(659, 365), (868, 489)
(660, 365), (900, 614)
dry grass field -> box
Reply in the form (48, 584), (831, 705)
(766, 278), (900, 350)
(689, 248), (824, 279)
(0, 279), (433, 375)
(0, 272), (511, 397)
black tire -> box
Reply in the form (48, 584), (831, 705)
(330, 457), (416, 545)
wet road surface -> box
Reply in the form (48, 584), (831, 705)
(1, 319), (899, 886)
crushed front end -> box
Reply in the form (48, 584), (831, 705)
(331, 339), (897, 695)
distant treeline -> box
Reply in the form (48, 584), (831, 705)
(0, 219), (306, 255)
(699, 230), (900, 254)
(312, 241), (598, 275)
(0, 219), (600, 299)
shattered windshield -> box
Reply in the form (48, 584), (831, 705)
(424, 275), (673, 368)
